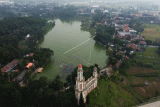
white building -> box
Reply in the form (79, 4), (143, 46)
(75, 64), (98, 104)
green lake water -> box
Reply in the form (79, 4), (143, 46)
(35, 19), (108, 81)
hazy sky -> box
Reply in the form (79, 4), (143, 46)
(6, 0), (160, 4)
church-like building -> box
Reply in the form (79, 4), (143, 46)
(75, 64), (98, 104)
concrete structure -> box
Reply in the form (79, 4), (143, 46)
(100, 67), (112, 77)
(118, 31), (131, 36)
(75, 64), (98, 104)
(138, 101), (160, 107)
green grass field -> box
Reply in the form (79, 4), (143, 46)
(136, 47), (160, 70)
(140, 24), (160, 41)
(88, 79), (139, 107)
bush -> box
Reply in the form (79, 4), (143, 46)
(130, 84), (145, 87)
(136, 62), (153, 68)
(134, 73), (160, 77)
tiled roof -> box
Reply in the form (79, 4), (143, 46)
(140, 41), (146, 44)
(127, 43), (137, 49)
(1, 59), (19, 73)
(11, 59), (19, 65)
(7, 63), (14, 68)
(26, 63), (33, 69)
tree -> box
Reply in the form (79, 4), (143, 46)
(79, 92), (85, 107)
(11, 90), (22, 107)
(86, 94), (89, 105)
(39, 76), (48, 88)
(49, 75), (63, 91)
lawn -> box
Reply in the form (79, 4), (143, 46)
(88, 79), (139, 107)
(135, 47), (160, 70)
(140, 24), (160, 41)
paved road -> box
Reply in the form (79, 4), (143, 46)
(138, 101), (160, 107)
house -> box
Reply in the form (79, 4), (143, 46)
(129, 30), (137, 36)
(13, 70), (26, 82)
(25, 34), (31, 40)
(29, 53), (34, 57)
(1, 59), (19, 74)
(24, 53), (34, 58)
(26, 63), (33, 69)
(116, 51), (125, 55)
(130, 38), (135, 42)
(124, 27), (129, 32)
(125, 56), (129, 59)
(115, 59), (122, 68)
(127, 43), (137, 50)
(103, 10), (109, 13)
(36, 68), (43, 73)
(118, 31), (130, 36)
(140, 41), (147, 45)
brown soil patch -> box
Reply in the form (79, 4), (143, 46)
(133, 77), (145, 85)
(133, 82), (160, 99)
(133, 87), (148, 98)
(154, 77), (160, 83)
(127, 66), (157, 75)
(143, 30), (157, 34)
(122, 76), (128, 85)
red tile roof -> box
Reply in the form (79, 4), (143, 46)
(11, 59), (19, 65)
(1, 59), (19, 73)
(140, 41), (146, 44)
(130, 38), (135, 41)
(124, 27), (129, 31)
(26, 63), (33, 69)
(78, 64), (82, 68)
(103, 19), (108, 22)
(7, 63), (14, 68)
(29, 53), (34, 57)
(1, 67), (7, 73)
(127, 43), (137, 49)
(126, 56), (129, 59)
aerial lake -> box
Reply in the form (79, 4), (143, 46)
(34, 19), (108, 81)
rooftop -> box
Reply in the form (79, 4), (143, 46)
(1, 59), (19, 73)
(78, 64), (82, 68)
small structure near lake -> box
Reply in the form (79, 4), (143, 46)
(36, 67), (43, 73)
(26, 63), (34, 69)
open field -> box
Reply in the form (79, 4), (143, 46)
(88, 79), (139, 107)
(140, 24), (160, 41)
(123, 67), (160, 99)
(133, 80), (160, 99)
(127, 66), (157, 75)
(136, 47), (160, 70)
(120, 64), (160, 100)
(121, 75), (160, 99)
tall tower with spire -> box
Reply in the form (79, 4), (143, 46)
(75, 64), (85, 104)
(75, 64), (98, 105)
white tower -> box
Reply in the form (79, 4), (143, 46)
(75, 64), (85, 104)
(93, 67), (98, 78)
